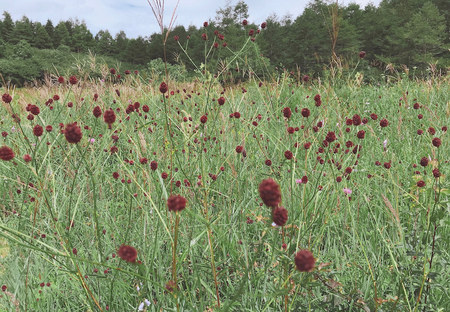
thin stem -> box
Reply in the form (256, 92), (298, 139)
(76, 144), (103, 261)
(172, 211), (180, 312)
(207, 226), (221, 308)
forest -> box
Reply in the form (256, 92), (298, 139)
(0, 0), (448, 86)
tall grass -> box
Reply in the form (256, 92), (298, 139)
(0, 10), (449, 311)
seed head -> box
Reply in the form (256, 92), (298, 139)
(0, 146), (15, 161)
(420, 157), (429, 167)
(272, 206), (288, 226)
(33, 125), (44, 137)
(301, 108), (310, 118)
(118, 245), (138, 263)
(64, 123), (82, 144)
(294, 249), (315, 272)
(93, 106), (102, 118)
(325, 131), (336, 142)
(432, 137), (441, 147)
(284, 150), (293, 160)
(259, 178), (281, 208)
(103, 109), (116, 127)
(380, 119), (389, 127)
(69, 76), (78, 85)
(159, 82), (168, 94)
(357, 130), (365, 139)
(283, 107), (292, 119)
(352, 114), (362, 126)
(167, 195), (187, 212)
(2, 93), (12, 103)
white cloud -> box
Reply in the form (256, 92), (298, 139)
(1, 0), (382, 38)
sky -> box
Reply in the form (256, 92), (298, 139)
(1, 0), (382, 38)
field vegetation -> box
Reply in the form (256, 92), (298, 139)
(0, 0), (449, 311)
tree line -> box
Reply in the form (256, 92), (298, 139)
(0, 0), (448, 85)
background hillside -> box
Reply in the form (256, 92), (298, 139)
(0, 0), (448, 86)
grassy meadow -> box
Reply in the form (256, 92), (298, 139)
(0, 70), (449, 312)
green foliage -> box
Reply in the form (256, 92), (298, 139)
(0, 11), (14, 42)
(13, 39), (32, 59)
(147, 58), (186, 80)
(404, 2), (447, 65)
(0, 57), (41, 85)
(11, 16), (33, 44)
(33, 24), (53, 49)
(53, 21), (70, 48)
(71, 21), (94, 53)
(0, 0), (449, 85)
(95, 30), (114, 55)
(0, 73), (448, 311)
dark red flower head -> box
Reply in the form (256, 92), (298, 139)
(159, 82), (168, 94)
(417, 180), (425, 187)
(261, 22), (267, 29)
(272, 206), (288, 226)
(284, 150), (293, 160)
(259, 178), (281, 208)
(301, 108), (310, 118)
(2, 93), (12, 103)
(359, 51), (366, 59)
(200, 115), (207, 124)
(326, 131), (336, 142)
(58, 76), (65, 83)
(352, 114), (362, 126)
(380, 119), (389, 127)
(242, 19), (248, 26)
(420, 157), (429, 167)
(103, 109), (116, 127)
(432, 137), (441, 147)
(33, 125), (44, 137)
(110, 68), (116, 75)
(314, 94), (321, 106)
(167, 195), (187, 212)
(203, 21), (208, 27)
(357, 130), (365, 139)
(295, 249), (315, 272)
(64, 123), (82, 144)
(432, 168), (441, 178)
(93, 106), (102, 118)
(218, 97), (225, 105)
(30, 105), (40, 115)
(201, 33), (207, 40)
(69, 76), (78, 85)
(118, 245), (137, 263)
(0, 146), (15, 161)
(283, 107), (292, 119)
